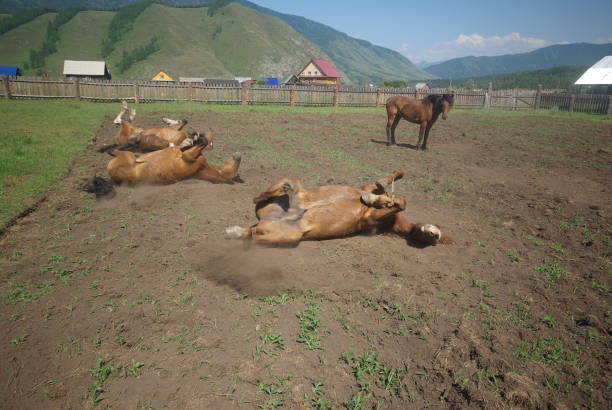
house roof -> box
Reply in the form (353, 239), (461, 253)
(179, 77), (240, 86)
(0, 66), (19, 75)
(575, 56), (612, 85)
(63, 60), (107, 76)
(311, 59), (341, 78)
(263, 77), (279, 85)
(152, 70), (173, 80)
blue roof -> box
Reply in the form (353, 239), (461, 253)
(264, 77), (279, 85)
(0, 66), (19, 75)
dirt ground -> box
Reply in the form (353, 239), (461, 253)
(1, 108), (611, 409)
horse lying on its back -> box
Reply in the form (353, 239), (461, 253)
(225, 170), (448, 247)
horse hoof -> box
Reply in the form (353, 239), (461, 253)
(225, 226), (243, 239)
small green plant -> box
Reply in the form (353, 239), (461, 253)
(255, 332), (284, 356)
(54, 268), (74, 280)
(345, 392), (372, 410)
(591, 281), (609, 293)
(57, 338), (81, 356)
(548, 241), (566, 255)
(8, 249), (23, 261)
(540, 314), (556, 328)
(534, 261), (570, 281)
(11, 333), (28, 344)
(258, 377), (289, 409)
(296, 307), (323, 350)
(125, 359), (144, 378)
(304, 382), (334, 410)
(258, 290), (301, 305)
(472, 279), (494, 297)
(515, 337), (569, 364)
(88, 358), (119, 404)
(341, 351), (408, 396)
(507, 250), (522, 262)
(174, 290), (194, 306)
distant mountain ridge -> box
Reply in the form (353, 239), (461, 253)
(424, 43), (612, 79)
(0, 0), (432, 83)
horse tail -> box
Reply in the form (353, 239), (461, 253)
(98, 143), (119, 153)
(83, 176), (116, 199)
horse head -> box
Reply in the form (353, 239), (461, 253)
(441, 93), (455, 119)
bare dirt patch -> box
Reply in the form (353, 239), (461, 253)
(1, 109), (611, 409)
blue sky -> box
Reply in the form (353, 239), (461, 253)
(251, 0), (612, 63)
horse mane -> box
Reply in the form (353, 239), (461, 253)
(423, 94), (455, 110)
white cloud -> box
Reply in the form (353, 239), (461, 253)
(407, 32), (550, 62)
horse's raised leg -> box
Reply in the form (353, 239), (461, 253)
(196, 153), (242, 183)
(247, 221), (304, 246)
(363, 198), (406, 228)
(361, 170), (404, 193)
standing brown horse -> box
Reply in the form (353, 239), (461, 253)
(385, 94), (454, 150)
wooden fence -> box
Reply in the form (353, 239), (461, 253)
(2, 76), (611, 114)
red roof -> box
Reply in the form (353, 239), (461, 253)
(311, 59), (341, 78)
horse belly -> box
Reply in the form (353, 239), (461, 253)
(301, 200), (363, 239)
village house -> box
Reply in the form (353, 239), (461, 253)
(63, 60), (110, 79)
(0, 66), (21, 76)
(575, 55), (612, 94)
(296, 59), (342, 85)
(151, 70), (173, 81)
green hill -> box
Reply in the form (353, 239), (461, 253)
(0, 0), (431, 84)
(43, 11), (113, 75)
(236, 0), (432, 84)
(426, 65), (589, 91)
(0, 11), (55, 67)
(425, 43), (612, 79)
(0, 3), (330, 80)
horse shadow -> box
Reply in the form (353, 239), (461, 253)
(370, 139), (419, 150)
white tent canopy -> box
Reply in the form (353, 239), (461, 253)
(574, 56), (612, 85)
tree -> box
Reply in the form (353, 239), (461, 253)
(382, 80), (407, 88)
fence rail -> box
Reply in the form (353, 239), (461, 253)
(1, 76), (611, 114)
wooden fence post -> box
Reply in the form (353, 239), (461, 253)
(133, 83), (139, 104)
(485, 82), (492, 108)
(2, 75), (12, 99)
(512, 89), (517, 110)
(569, 94), (575, 113)
(74, 78), (80, 100)
(415, 89), (420, 101)
(607, 95), (612, 115)
(188, 82), (193, 102)
(333, 87), (339, 107)
(375, 88), (381, 107)
(535, 84), (542, 110)
(289, 87), (296, 106)
(241, 86), (249, 105)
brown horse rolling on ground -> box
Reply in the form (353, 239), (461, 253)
(100, 101), (207, 153)
(225, 170), (446, 246)
(385, 94), (454, 150)
(107, 141), (241, 185)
